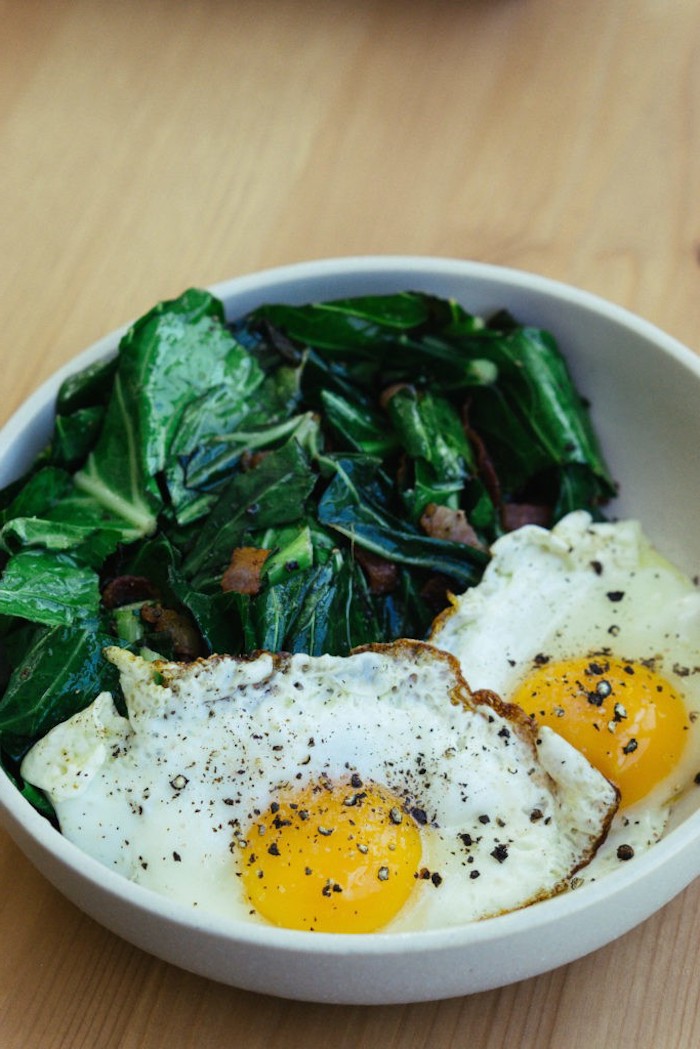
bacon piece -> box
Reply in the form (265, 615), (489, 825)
(354, 547), (399, 595)
(221, 547), (271, 596)
(139, 604), (202, 661)
(419, 503), (484, 549)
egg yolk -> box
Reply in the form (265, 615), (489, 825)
(511, 655), (689, 807)
(240, 776), (422, 933)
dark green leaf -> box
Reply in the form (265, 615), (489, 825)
(56, 355), (119, 415)
(184, 439), (317, 589)
(49, 407), (105, 467)
(173, 413), (318, 526)
(75, 288), (261, 536)
(0, 517), (127, 569)
(464, 327), (616, 499)
(318, 457), (487, 587)
(254, 293), (431, 353)
(321, 390), (399, 457)
(0, 550), (100, 626)
(0, 466), (74, 527)
(0, 625), (122, 762)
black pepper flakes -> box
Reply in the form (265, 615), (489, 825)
(617, 844), (635, 861)
(491, 843), (509, 863)
(607, 591), (625, 602)
(431, 871), (443, 887)
(622, 738), (638, 754)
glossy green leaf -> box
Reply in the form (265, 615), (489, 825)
(0, 550), (100, 626)
(318, 457), (487, 587)
(184, 439), (317, 589)
(0, 625), (122, 762)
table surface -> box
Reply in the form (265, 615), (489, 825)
(2, 1), (700, 1046)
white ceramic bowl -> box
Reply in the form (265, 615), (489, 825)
(1, 256), (699, 1005)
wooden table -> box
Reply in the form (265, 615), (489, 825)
(2, 2), (700, 1045)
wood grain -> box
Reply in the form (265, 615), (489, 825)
(1, 1), (699, 1045)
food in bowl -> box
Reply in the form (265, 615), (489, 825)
(0, 257), (698, 1002)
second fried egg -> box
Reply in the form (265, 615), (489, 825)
(431, 510), (700, 881)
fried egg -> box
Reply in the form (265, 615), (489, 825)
(20, 640), (617, 933)
(431, 510), (700, 881)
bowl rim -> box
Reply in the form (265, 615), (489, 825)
(1, 253), (699, 966)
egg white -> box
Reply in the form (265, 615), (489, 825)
(21, 640), (617, 931)
(431, 510), (700, 883)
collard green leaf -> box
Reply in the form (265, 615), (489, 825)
(56, 355), (119, 415)
(321, 390), (398, 457)
(73, 370), (161, 535)
(260, 294), (498, 393)
(318, 456), (487, 587)
(75, 288), (264, 536)
(386, 387), (476, 476)
(184, 439), (317, 589)
(172, 413), (318, 526)
(285, 553), (369, 655)
(254, 293), (431, 354)
(0, 625), (121, 762)
(460, 327), (616, 499)
(250, 552), (378, 656)
(0, 550), (100, 626)
(0, 466), (74, 527)
(258, 525), (314, 586)
(0, 517), (128, 569)
(374, 568), (432, 642)
(301, 349), (379, 407)
(49, 406), (105, 468)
